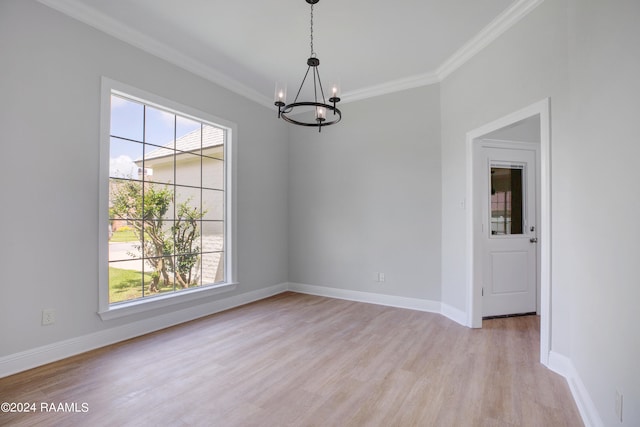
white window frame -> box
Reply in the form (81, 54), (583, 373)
(98, 77), (238, 320)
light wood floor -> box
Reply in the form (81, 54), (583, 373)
(0, 292), (582, 426)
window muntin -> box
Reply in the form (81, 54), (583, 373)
(106, 90), (229, 307)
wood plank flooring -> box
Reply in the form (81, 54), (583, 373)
(0, 292), (582, 426)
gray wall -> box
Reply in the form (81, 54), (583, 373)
(288, 86), (442, 301)
(566, 0), (640, 425)
(0, 0), (289, 357)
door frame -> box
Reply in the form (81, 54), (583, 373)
(465, 98), (551, 366)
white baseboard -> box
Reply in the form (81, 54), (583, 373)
(548, 351), (603, 427)
(288, 282), (441, 314)
(0, 283), (288, 379)
(440, 303), (468, 326)
(288, 283), (468, 326)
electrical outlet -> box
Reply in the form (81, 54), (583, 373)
(373, 272), (385, 282)
(42, 309), (56, 326)
(615, 391), (623, 423)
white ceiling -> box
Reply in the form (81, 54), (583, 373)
(39, 0), (542, 107)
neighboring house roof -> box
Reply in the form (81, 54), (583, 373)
(138, 126), (224, 162)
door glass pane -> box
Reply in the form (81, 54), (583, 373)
(490, 166), (523, 235)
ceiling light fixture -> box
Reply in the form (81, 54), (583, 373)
(274, 0), (341, 132)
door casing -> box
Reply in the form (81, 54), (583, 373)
(465, 98), (551, 366)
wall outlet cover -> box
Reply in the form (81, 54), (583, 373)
(42, 309), (56, 326)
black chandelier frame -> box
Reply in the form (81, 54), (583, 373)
(275, 0), (341, 132)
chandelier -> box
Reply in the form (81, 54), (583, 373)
(274, 0), (342, 132)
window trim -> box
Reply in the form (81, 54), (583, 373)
(98, 77), (238, 321)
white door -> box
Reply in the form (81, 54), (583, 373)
(477, 145), (537, 317)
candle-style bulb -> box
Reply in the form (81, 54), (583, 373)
(330, 81), (341, 98)
(329, 81), (341, 108)
(274, 82), (287, 105)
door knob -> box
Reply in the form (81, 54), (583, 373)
(530, 237), (538, 243)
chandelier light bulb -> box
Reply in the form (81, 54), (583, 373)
(316, 106), (327, 121)
(274, 82), (287, 103)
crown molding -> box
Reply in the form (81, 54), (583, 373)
(344, 0), (544, 101)
(37, 0), (274, 109)
(341, 72), (440, 104)
(38, 0), (544, 107)
(436, 0), (545, 80)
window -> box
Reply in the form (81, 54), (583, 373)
(99, 78), (236, 319)
(490, 166), (524, 235)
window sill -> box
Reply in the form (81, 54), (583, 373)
(98, 282), (237, 321)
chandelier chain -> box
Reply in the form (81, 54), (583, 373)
(310, 4), (315, 56)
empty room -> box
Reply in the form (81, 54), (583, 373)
(1, 0), (638, 426)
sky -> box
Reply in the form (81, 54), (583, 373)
(109, 94), (200, 178)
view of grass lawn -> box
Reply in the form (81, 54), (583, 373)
(109, 227), (138, 243)
(109, 267), (175, 303)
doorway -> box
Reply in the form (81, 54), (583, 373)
(475, 143), (538, 317)
(465, 98), (551, 366)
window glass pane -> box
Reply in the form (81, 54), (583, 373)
(143, 221), (172, 256)
(145, 106), (175, 147)
(143, 156), (174, 185)
(108, 229), (141, 262)
(145, 255), (174, 293)
(143, 140), (174, 185)
(192, 260), (203, 287)
(110, 178), (142, 220)
(490, 167), (524, 235)
(203, 189), (224, 221)
(109, 260), (144, 304)
(173, 220), (201, 255)
(203, 125), (225, 160)
(176, 117), (201, 150)
(174, 253), (201, 288)
(110, 95), (143, 141)
(144, 144), (175, 167)
(175, 186), (201, 214)
(109, 221), (141, 248)
(143, 182), (174, 220)
(201, 252), (224, 285)
(174, 187), (203, 295)
(202, 221), (224, 253)
(110, 137), (143, 179)
(203, 157), (224, 190)
(175, 153), (202, 187)
(156, 255), (175, 292)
